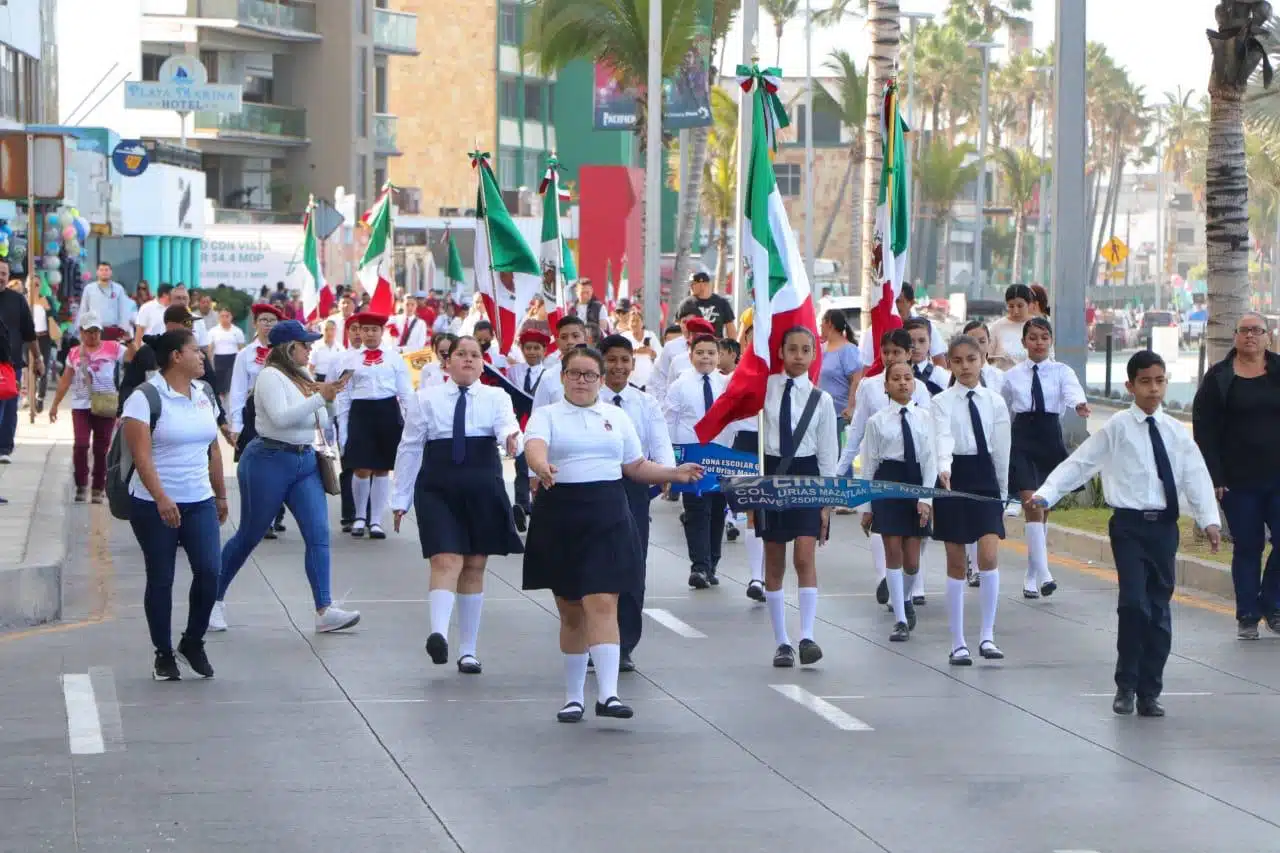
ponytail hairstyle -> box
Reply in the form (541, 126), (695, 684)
(962, 320), (988, 337)
(823, 309), (852, 342)
(1021, 316), (1054, 341)
(1029, 284), (1051, 317)
(143, 330), (195, 374)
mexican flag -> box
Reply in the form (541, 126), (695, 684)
(864, 81), (910, 377)
(300, 198), (333, 323)
(540, 156), (572, 325)
(617, 256), (630, 302)
(474, 154), (540, 354)
(445, 227), (467, 305)
(696, 67), (819, 444)
(358, 185), (395, 316)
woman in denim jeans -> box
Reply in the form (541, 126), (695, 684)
(212, 320), (361, 634)
(120, 330), (228, 682)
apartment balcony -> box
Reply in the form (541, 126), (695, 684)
(373, 8), (419, 55)
(374, 113), (401, 156)
(188, 0), (321, 42)
(212, 207), (304, 225)
(193, 103), (308, 145)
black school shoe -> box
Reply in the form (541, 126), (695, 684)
(772, 644), (796, 667)
(595, 697), (634, 719)
(904, 598), (917, 631)
(688, 570), (710, 589)
(557, 701), (585, 723)
(875, 578), (889, 605)
(1136, 696), (1165, 717)
(889, 622), (910, 642)
(746, 580), (766, 602)
(425, 632), (449, 664)
(798, 639), (823, 665)
(1112, 688), (1136, 715)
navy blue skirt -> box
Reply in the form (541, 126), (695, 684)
(415, 438), (523, 558)
(933, 453), (1005, 544)
(213, 353), (236, 396)
(344, 397), (404, 471)
(523, 480), (643, 600)
(1008, 411), (1067, 494)
(871, 458), (932, 537)
(732, 430), (759, 454)
(759, 454), (823, 543)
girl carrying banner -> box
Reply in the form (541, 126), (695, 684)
(954, 320), (1007, 588)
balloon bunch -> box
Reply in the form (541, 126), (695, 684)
(0, 222), (10, 259)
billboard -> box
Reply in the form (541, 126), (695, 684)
(592, 27), (713, 131)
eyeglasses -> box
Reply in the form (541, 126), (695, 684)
(1236, 326), (1268, 337)
(565, 369), (601, 382)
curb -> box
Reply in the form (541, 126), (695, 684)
(0, 442), (70, 628)
(1005, 516), (1234, 600)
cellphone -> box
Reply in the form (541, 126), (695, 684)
(338, 369), (355, 382)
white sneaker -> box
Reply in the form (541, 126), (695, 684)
(0, 454), (11, 464)
(316, 606), (361, 633)
(208, 601), (228, 632)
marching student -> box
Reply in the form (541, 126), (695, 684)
(418, 332), (457, 390)
(904, 316), (949, 604)
(665, 333), (733, 589)
(508, 328), (551, 530)
(473, 320), (509, 371)
(732, 308), (766, 601)
(335, 312), (414, 539)
(207, 307), (245, 403)
(718, 338), (744, 543)
(395, 293), (430, 353)
(600, 334), (676, 671)
(955, 320), (1005, 587)
(532, 315), (588, 410)
(863, 360), (937, 642)
(522, 347), (702, 723)
(308, 318), (345, 381)
(391, 336), (523, 675)
(228, 303), (290, 539)
(932, 335), (1011, 665)
(1001, 317), (1090, 599)
(757, 327), (838, 667)
(839, 328), (931, 607)
(1031, 351), (1221, 718)
(649, 316), (717, 401)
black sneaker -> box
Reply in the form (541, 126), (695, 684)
(153, 650), (181, 681)
(1040, 580), (1058, 598)
(875, 578), (889, 605)
(341, 520), (353, 533)
(889, 622), (910, 642)
(746, 580), (766, 602)
(619, 653), (636, 673)
(1266, 613), (1280, 635)
(688, 570), (710, 589)
(1238, 620), (1260, 641)
(904, 598), (917, 631)
(772, 644), (796, 667)
(263, 529), (278, 540)
(912, 595), (926, 606)
(513, 505), (528, 533)
(177, 637), (214, 679)
(725, 523), (740, 542)
(274, 520), (287, 532)
(707, 574), (720, 586)
(798, 638), (823, 665)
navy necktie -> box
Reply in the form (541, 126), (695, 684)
(523, 368), (534, 394)
(901, 407), (918, 469)
(702, 373), (714, 414)
(1147, 415), (1179, 521)
(1031, 364), (1046, 413)
(452, 385), (469, 464)
(780, 377), (795, 458)
(967, 390), (989, 457)
(612, 393), (623, 407)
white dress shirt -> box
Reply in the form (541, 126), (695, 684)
(392, 315), (429, 352)
(208, 324), (245, 356)
(763, 373), (838, 476)
(911, 360), (951, 396)
(79, 281), (134, 331)
(525, 398), (644, 484)
(308, 341), (345, 379)
(979, 363), (1005, 394)
(418, 361), (450, 389)
(334, 346), (414, 447)
(603, 383), (676, 467)
(508, 361), (547, 397)
(1035, 406), (1221, 531)
(860, 313), (945, 362)
(136, 299), (167, 335)
(228, 338), (273, 432)
(649, 338), (691, 402)
(1001, 358), (1087, 415)
(664, 368), (732, 446)
(252, 367), (330, 446)
(839, 371), (933, 475)
(391, 381), (522, 512)
(863, 401), (939, 505)
(532, 362), (565, 410)
(931, 383), (1011, 498)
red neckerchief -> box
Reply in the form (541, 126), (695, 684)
(254, 345), (269, 365)
(362, 349), (384, 366)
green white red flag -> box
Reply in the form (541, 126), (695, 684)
(357, 185), (395, 315)
(473, 150), (541, 353)
(540, 156), (572, 325)
(865, 80), (910, 376)
(300, 196), (332, 323)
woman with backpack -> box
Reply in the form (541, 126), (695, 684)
(119, 329), (227, 682)
(47, 311), (125, 503)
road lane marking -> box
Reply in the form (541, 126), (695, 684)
(643, 608), (707, 638)
(770, 684), (874, 731)
(88, 667), (126, 752)
(1081, 692), (1212, 697)
(60, 674), (104, 755)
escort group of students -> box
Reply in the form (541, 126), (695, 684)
(122, 282), (1223, 721)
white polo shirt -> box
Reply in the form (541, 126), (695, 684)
(121, 374), (219, 503)
(524, 398), (643, 483)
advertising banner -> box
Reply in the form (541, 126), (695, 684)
(592, 26), (713, 131)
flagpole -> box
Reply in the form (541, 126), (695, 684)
(474, 141), (504, 351)
(386, 182), (397, 309)
(552, 153), (567, 312)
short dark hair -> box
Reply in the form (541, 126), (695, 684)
(157, 283), (174, 298)
(599, 333), (634, 356)
(899, 282), (915, 302)
(903, 317), (932, 335)
(885, 359), (914, 380)
(962, 320), (988, 336)
(473, 320), (494, 333)
(563, 345), (604, 374)
(781, 325), (817, 349)
(880, 328), (912, 352)
(98, 261), (112, 269)
(690, 333), (719, 349)
(718, 338), (741, 359)
(1021, 316), (1053, 341)
(663, 324), (682, 337)
(431, 331), (458, 351)
(1127, 349), (1166, 381)
(1005, 284), (1033, 305)
(0, 257), (9, 269)
(556, 314), (585, 332)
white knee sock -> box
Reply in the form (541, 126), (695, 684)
(590, 643), (621, 701)
(979, 569), (1000, 643)
(887, 568), (907, 624)
(563, 652), (589, 705)
(764, 589), (790, 646)
(352, 477), (372, 522)
(456, 593), (483, 658)
(911, 542), (928, 598)
(870, 531), (887, 582)
(946, 577), (966, 651)
(1025, 521), (1050, 588)
(746, 533), (764, 583)
(797, 587), (818, 641)
(428, 588), (455, 637)
(369, 475), (390, 526)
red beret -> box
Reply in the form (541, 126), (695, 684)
(518, 328), (551, 346)
(684, 316), (716, 336)
(350, 312), (389, 328)
(251, 303), (285, 320)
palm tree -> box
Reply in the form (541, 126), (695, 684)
(667, 87), (738, 289)
(859, 0), (901, 321)
(992, 146), (1047, 281)
(811, 50), (867, 289)
(761, 0), (800, 67)
(944, 0), (1032, 39)
(1205, 1), (1274, 362)
(915, 141), (979, 287)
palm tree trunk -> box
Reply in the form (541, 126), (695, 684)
(849, 155), (865, 292)
(1205, 88), (1250, 363)
(714, 219), (730, 289)
(860, 0), (900, 331)
(776, 24), (784, 67)
(1012, 212), (1025, 281)
(818, 147), (856, 257)
(671, 125), (711, 311)
(942, 210), (953, 288)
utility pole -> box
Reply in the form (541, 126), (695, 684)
(902, 11), (933, 283)
(1035, 66), (1052, 286)
(1154, 108), (1164, 310)
(970, 41), (1000, 298)
(643, 0), (663, 326)
(803, 0), (815, 284)
(732, 0), (759, 318)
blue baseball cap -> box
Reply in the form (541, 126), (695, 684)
(268, 319), (322, 346)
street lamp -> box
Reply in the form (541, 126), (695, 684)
(969, 40), (1001, 297)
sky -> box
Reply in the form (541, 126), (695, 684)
(722, 0), (1212, 105)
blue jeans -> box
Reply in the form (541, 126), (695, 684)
(128, 496), (221, 652)
(0, 365), (21, 454)
(1222, 484), (1280, 623)
(219, 439), (332, 609)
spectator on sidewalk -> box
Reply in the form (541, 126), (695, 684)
(0, 257), (43, 464)
(1192, 312), (1280, 641)
(78, 263), (135, 342)
(47, 312), (125, 503)
(675, 271), (736, 339)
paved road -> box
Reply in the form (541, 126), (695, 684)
(3, 464), (1280, 853)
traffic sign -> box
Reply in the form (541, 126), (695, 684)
(124, 55), (242, 114)
(1100, 236), (1128, 265)
(311, 198), (345, 242)
(111, 140), (150, 177)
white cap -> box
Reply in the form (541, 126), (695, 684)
(79, 310), (104, 331)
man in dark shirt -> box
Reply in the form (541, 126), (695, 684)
(0, 259), (44, 462)
(675, 271), (737, 338)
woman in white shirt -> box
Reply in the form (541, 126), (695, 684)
(207, 308), (246, 400)
(48, 311), (126, 503)
(620, 308), (659, 389)
(391, 336), (523, 675)
(120, 329), (228, 682)
(523, 348), (702, 723)
(307, 319), (345, 380)
(987, 284), (1034, 369)
(212, 321), (359, 635)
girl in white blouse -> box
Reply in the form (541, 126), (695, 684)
(207, 308), (245, 401)
(391, 336), (523, 675)
(931, 336), (1012, 665)
(988, 284), (1034, 369)
(522, 348), (702, 723)
(862, 361), (938, 643)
